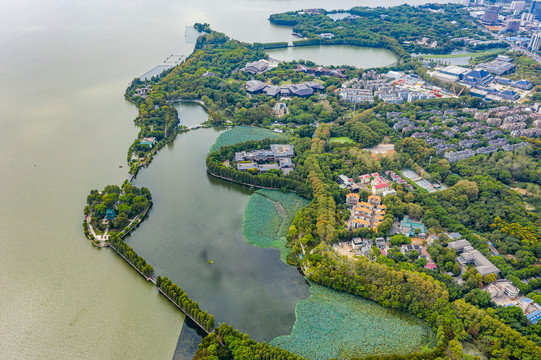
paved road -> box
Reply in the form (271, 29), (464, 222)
(470, 18), (541, 65)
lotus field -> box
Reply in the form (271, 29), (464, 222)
(209, 126), (287, 153)
(243, 189), (308, 261)
(271, 283), (436, 360)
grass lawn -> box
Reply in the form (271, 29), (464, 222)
(420, 48), (506, 59)
(329, 136), (355, 144)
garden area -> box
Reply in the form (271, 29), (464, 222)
(209, 126), (288, 153)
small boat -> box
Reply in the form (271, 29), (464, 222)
(118, 165), (123, 168)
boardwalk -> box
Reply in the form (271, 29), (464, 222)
(108, 243), (211, 335)
(157, 288), (210, 335)
(108, 243), (156, 283)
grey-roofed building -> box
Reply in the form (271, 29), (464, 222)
(237, 162), (258, 171)
(476, 146), (499, 155)
(243, 60), (269, 74)
(280, 86), (291, 96)
(279, 157), (294, 168)
(375, 237), (386, 250)
(459, 139), (480, 149)
(288, 84), (314, 97)
(258, 163), (280, 173)
(270, 144), (295, 157)
(401, 244), (422, 255)
(484, 130), (503, 140)
(319, 32), (335, 39)
(444, 149), (476, 163)
(282, 167), (294, 175)
(264, 86), (281, 96)
(459, 248), (500, 276)
(246, 80), (267, 93)
(449, 239), (500, 276)
(304, 81), (325, 91)
(448, 239), (470, 252)
(502, 142), (530, 151)
(488, 138), (508, 147)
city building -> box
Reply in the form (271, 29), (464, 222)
(351, 238), (373, 257)
(400, 216), (427, 237)
(486, 280), (519, 299)
(448, 239), (500, 276)
(242, 60), (269, 74)
(346, 193), (360, 206)
(522, 12), (536, 24)
(295, 64), (346, 78)
(529, 32), (541, 52)
(511, 1), (525, 11)
(505, 19), (520, 32)
(444, 149), (476, 163)
(482, 5), (500, 25)
(235, 145), (294, 174)
(349, 195), (386, 231)
(529, 1), (541, 21)
(370, 177), (389, 195)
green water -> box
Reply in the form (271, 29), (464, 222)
(272, 283), (437, 360)
(243, 189), (309, 261)
(128, 109), (311, 342)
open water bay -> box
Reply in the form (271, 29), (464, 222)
(129, 105), (311, 342)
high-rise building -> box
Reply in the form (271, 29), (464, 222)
(511, 1), (525, 11)
(529, 32), (541, 52)
(530, 1), (541, 21)
(506, 19), (521, 32)
(482, 5), (500, 24)
(522, 12), (536, 23)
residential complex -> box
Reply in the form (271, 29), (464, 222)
(235, 144), (295, 175)
(348, 194), (386, 231)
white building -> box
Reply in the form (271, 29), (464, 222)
(529, 32), (541, 52)
(511, 1), (525, 11)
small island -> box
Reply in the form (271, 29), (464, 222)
(83, 182), (152, 246)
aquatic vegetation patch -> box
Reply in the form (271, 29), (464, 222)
(271, 283), (436, 360)
(209, 126), (286, 153)
(242, 189), (308, 261)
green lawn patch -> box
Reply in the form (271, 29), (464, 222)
(420, 48), (506, 59)
(209, 126), (287, 153)
(329, 136), (356, 144)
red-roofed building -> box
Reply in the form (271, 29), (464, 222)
(371, 177), (388, 195)
(425, 263), (437, 270)
(359, 174), (370, 184)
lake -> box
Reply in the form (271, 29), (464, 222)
(266, 45), (398, 68)
(0, 0), (457, 358)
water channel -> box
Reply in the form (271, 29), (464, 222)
(0, 0), (457, 358)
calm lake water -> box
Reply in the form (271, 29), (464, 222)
(266, 45), (398, 68)
(0, 0), (457, 359)
(130, 113), (310, 343)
